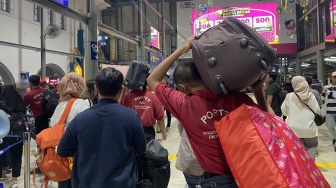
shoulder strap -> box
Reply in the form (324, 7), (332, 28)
(294, 92), (316, 115)
(58, 98), (77, 124)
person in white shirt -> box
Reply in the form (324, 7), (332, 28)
(49, 72), (90, 188)
(281, 76), (320, 161)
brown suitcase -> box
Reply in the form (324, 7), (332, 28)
(192, 17), (276, 94)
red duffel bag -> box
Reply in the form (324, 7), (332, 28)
(214, 104), (330, 188)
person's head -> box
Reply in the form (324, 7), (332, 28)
(331, 72), (336, 85)
(28, 75), (41, 88)
(266, 72), (278, 84)
(173, 62), (204, 94)
(305, 76), (313, 86)
(58, 72), (86, 102)
(95, 67), (123, 100)
(162, 74), (170, 84)
(40, 80), (47, 88)
(312, 73), (318, 80)
(292, 76), (309, 93)
(84, 79), (98, 104)
(86, 79), (96, 98)
(285, 75), (293, 84)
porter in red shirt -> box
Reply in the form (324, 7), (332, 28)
(120, 90), (164, 126)
(24, 87), (45, 117)
(155, 83), (257, 175)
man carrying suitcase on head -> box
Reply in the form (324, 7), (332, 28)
(147, 36), (273, 187)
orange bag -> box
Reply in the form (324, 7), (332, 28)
(215, 104), (330, 188)
(35, 99), (76, 185)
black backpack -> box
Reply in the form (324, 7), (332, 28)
(277, 83), (288, 106)
(9, 113), (26, 136)
(42, 89), (60, 114)
(137, 139), (170, 188)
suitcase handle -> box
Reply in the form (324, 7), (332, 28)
(215, 75), (228, 94)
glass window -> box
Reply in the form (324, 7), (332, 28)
(306, 10), (318, 48)
(298, 10), (319, 51)
(48, 10), (54, 26)
(0, 0), (12, 13)
(34, 4), (41, 22)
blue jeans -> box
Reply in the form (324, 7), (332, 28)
(183, 172), (202, 188)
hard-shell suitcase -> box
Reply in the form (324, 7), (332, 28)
(192, 17), (276, 94)
(124, 60), (150, 91)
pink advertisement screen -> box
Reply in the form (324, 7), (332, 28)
(151, 27), (160, 49)
(191, 2), (279, 44)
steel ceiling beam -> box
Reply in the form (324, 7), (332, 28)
(142, 0), (174, 30)
(98, 22), (140, 44)
(28, 0), (90, 24)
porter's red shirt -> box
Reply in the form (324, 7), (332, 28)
(23, 87), (45, 117)
(121, 90), (164, 127)
(155, 83), (257, 174)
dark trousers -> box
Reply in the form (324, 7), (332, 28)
(58, 179), (72, 188)
(165, 108), (171, 127)
(0, 137), (23, 178)
(143, 126), (155, 142)
(183, 172), (202, 188)
(35, 114), (51, 135)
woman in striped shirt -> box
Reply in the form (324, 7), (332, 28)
(321, 71), (336, 152)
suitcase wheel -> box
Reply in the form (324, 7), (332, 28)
(208, 57), (217, 66)
(259, 59), (268, 71)
(239, 38), (249, 49)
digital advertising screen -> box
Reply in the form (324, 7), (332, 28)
(150, 27), (160, 49)
(52, 0), (68, 7)
(48, 77), (58, 85)
(191, 2), (279, 44)
(326, 0), (336, 42)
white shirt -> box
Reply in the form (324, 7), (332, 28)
(281, 93), (320, 138)
(50, 99), (90, 130)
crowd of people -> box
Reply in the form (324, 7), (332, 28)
(0, 35), (334, 188)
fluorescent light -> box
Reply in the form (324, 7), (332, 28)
(329, 56), (336, 59)
(324, 58), (336, 62)
(301, 63), (310, 67)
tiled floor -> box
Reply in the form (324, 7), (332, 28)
(1, 117), (336, 188)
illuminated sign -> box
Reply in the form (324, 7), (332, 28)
(191, 2), (279, 44)
(52, 0), (68, 7)
(150, 27), (160, 49)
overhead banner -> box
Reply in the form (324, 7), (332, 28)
(148, 52), (163, 72)
(191, 2), (279, 44)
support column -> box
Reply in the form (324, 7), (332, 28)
(295, 57), (302, 76)
(84, 0), (98, 80)
(317, 50), (326, 85)
(137, 0), (146, 62)
(41, 7), (46, 79)
(161, 0), (166, 59)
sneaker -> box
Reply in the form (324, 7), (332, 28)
(30, 168), (42, 175)
(166, 127), (170, 133)
(9, 179), (18, 188)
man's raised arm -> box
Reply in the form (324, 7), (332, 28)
(147, 36), (195, 92)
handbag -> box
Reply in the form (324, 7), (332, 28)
(294, 92), (325, 126)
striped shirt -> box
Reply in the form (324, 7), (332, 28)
(321, 85), (336, 114)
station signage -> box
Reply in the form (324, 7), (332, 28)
(52, 0), (68, 7)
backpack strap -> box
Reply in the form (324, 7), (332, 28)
(57, 98), (77, 125)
